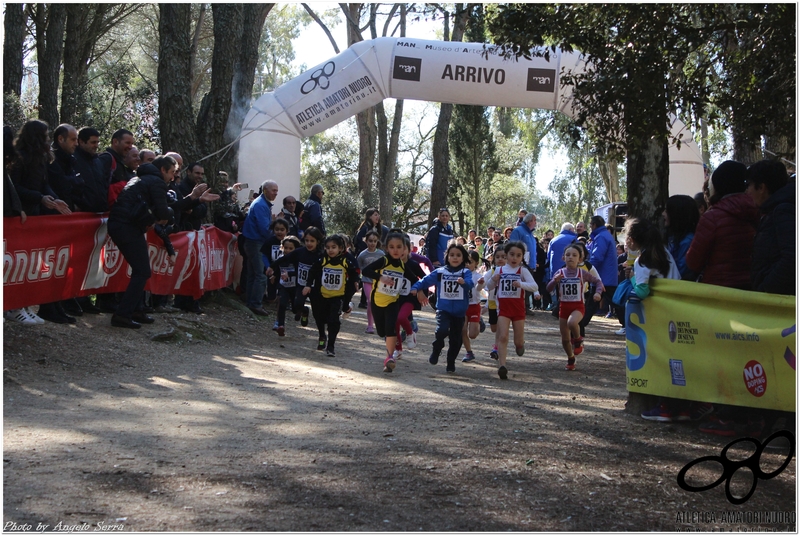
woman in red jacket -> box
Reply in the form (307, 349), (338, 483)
(686, 160), (759, 290)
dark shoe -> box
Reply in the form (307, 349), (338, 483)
(54, 302), (77, 324)
(111, 314), (141, 329)
(249, 306), (268, 316)
(61, 299), (84, 317)
(78, 300), (102, 314)
(429, 351), (440, 365)
(132, 312), (155, 324)
(37, 306), (72, 324)
(498, 366), (508, 380)
(191, 302), (204, 314)
(317, 338), (327, 351)
(141, 305), (155, 314)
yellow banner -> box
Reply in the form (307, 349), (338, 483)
(625, 279), (796, 412)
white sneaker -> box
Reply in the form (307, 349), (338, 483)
(392, 349), (402, 360)
(615, 327), (626, 336)
(25, 308), (45, 324)
(5, 309), (38, 325)
(406, 332), (417, 349)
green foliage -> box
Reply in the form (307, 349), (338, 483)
(257, 5), (313, 93)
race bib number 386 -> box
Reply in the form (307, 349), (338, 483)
(322, 267), (344, 291)
(440, 274), (464, 301)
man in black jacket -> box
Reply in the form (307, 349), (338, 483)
(107, 156), (176, 329)
(48, 124), (82, 211)
(73, 127), (107, 213)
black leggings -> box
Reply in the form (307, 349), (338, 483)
(311, 296), (342, 350)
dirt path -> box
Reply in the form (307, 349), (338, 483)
(3, 291), (795, 531)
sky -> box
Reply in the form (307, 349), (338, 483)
(288, 5), (565, 195)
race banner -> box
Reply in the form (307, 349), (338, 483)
(625, 278), (796, 412)
(3, 214), (238, 310)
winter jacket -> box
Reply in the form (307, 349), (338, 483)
(750, 182), (795, 295)
(301, 193), (325, 234)
(686, 193), (759, 290)
(425, 220), (454, 266)
(107, 163), (171, 240)
(547, 229), (578, 278)
(509, 224), (538, 267)
(587, 226), (619, 287)
(667, 233), (698, 281)
(412, 264), (474, 316)
(73, 146), (108, 213)
(48, 145), (82, 211)
(242, 195), (274, 242)
(354, 221), (390, 254)
(10, 155), (56, 216)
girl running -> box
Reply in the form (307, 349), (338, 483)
(461, 250), (486, 363)
(483, 247), (507, 359)
(303, 234), (359, 357)
(393, 238), (429, 360)
(357, 230), (386, 334)
(412, 243), (474, 374)
(267, 226), (325, 328)
(361, 232), (408, 372)
(262, 218), (289, 314)
(547, 243), (605, 371)
(271, 235), (302, 336)
(485, 241), (540, 380)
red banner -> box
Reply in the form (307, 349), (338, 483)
(3, 214), (238, 311)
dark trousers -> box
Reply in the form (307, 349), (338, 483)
(432, 309), (465, 367)
(113, 234), (151, 318)
(277, 286), (298, 326)
(311, 295), (342, 350)
(243, 238), (266, 309)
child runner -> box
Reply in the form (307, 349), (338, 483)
(411, 243), (474, 373)
(271, 235), (302, 336)
(485, 241), (540, 379)
(361, 232), (408, 372)
(357, 230), (386, 334)
(303, 234), (359, 357)
(483, 247), (507, 359)
(546, 243), (605, 371)
(268, 226), (324, 328)
(393, 236), (429, 360)
(461, 250), (486, 363)
(262, 219), (289, 324)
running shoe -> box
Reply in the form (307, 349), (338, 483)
(572, 337), (584, 356)
(383, 356), (396, 373)
(316, 337), (326, 351)
(615, 327), (626, 336)
(490, 346), (499, 360)
(462, 351), (475, 362)
(342, 302), (353, 318)
(515, 345), (525, 356)
(326, 348), (336, 357)
(301, 306), (309, 327)
(641, 403), (674, 423)
(272, 320), (280, 331)
(5, 309), (38, 326)
(689, 402), (714, 421)
(24, 308), (45, 324)
(392, 349), (402, 360)
(698, 418), (738, 436)
(365, 326), (375, 334)
(406, 332), (417, 349)
(498, 366), (508, 380)
(565, 357), (576, 371)
(276, 326), (285, 337)
(429, 351), (440, 365)
(446, 363), (456, 373)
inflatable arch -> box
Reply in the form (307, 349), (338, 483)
(239, 37), (703, 206)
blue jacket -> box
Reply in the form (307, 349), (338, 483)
(667, 232), (697, 281)
(242, 195), (274, 242)
(509, 224), (538, 267)
(587, 226), (618, 287)
(547, 229), (577, 278)
(412, 265), (474, 316)
(304, 194), (325, 234)
(426, 220), (454, 266)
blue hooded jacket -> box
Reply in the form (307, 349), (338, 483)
(412, 265), (474, 316)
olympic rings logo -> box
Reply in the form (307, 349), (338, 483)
(677, 430), (795, 505)
(301, 61), (336, 95)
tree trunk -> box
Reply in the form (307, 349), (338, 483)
(356, 109), (377, 207)
(597, 154), (622, 203)
(3, 3), (26, 96)
(377, 99), (404, 227)
(764, 125), (794, 165)
(34, 3), (67, 129)
(428, 5), (469, 227)
(626, 136), (669, 223)
(195, 4), (244, 181)
(220, 4), (274, 185)
(158, 4), (199, 159)
(732, 128), (762, 166)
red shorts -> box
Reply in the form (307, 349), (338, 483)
(498, 297), (526, 322)
(466, 303), (482, 323)
(559, 300), (586, 319)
